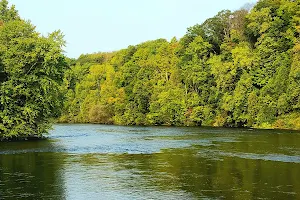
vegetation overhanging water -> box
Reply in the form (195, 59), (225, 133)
(0, 0), (299, 199)
(1, 0), (300, 140)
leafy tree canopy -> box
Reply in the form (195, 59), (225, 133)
(0, 1), (67, 140)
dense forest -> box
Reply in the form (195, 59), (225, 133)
(0, 0), (300, 140)
(59, 0), (300, 130)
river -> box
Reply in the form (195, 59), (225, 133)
(0, 124), (299, 199)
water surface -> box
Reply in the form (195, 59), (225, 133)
(0, 124), (300, 199)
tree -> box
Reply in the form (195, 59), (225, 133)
(0, 18), (67, 139)
(57, 0), (300, 130)
(0, 0), (19, 23)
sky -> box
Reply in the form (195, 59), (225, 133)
(9, 0), (257, 58)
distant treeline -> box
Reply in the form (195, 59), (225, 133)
(60, 0), (300, 130)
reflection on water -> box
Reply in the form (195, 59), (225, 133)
(0, 124), (300, 199)
(0, 141), (66, 200)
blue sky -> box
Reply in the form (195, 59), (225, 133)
(10, 0), (257, 58)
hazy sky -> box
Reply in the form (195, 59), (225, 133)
(9, 0), (256, 58)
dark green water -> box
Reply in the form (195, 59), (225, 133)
(0, 125), (299, 200)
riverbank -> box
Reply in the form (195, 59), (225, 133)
(54, 122), (300, 132)
(57, 113), (300, 131)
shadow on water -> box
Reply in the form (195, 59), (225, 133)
(0, 140), (66, 200)
(93, 148), (299, 199)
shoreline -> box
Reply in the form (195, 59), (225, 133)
(55, 122), (300, 132)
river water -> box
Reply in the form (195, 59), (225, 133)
(0, 124), (299, 199)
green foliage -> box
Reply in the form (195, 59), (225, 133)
(0, 2), (67, 140)
(0, 0), (19, 23)
(2, 0), (299, 140)
(59, 0), (300, 130)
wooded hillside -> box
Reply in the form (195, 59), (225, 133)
(59, 0), (300, 130)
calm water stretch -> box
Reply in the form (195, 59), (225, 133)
(0, 124), (299, 200)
